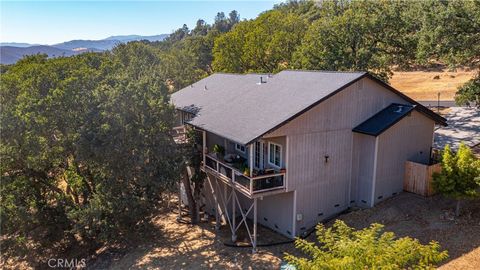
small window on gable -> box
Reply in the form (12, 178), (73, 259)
(268, 142), (282, 168)
(235, 143), (246, 153)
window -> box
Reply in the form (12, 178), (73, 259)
(235, 143), (246, 153)
(268, 142), (282, 168)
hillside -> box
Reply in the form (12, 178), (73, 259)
(0, 34), (168, 64)
(0, 45), (78, 65)
(53, 35), (168, 50)
(0, 42), (40, 47)
(390, 69), (477, 101)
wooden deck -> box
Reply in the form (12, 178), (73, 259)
(202, 154), (286, 199)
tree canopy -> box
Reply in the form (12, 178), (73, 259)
(210, 0), (479, 81)
(0, 44), (182, 261)
(213, 9), (307, 73)
(455, 71), (480, 108)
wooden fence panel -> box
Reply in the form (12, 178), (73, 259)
(404, 161), (441, 196)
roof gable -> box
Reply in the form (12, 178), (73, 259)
(171, 70), (446, 145)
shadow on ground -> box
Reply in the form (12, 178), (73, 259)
(88, 193), (480, 269)
(87, 205), (295, 270)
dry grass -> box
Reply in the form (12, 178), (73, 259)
(390, 69), (476, 101)
(4, 193), (479, 269)
(86, 207), (293, 270)
(83, 193), (479, 269)
(440, 247), (480, 270)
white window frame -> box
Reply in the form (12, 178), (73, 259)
(268, 142), (282, 168)
(235, 143), (246, 153)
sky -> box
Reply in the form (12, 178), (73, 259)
(0, 0), (280, 45)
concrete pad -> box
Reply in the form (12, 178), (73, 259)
(434, 107), (480, 150)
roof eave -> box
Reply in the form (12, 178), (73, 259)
(186, 122), (252, 146)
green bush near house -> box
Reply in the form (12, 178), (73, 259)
(284, 220), (448, 269)
(432, 143), (480, 216)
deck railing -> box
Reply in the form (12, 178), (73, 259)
(204, 154), (285, 195)
(172, 125), (188, 144)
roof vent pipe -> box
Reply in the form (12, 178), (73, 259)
(258, 76), (266, 84)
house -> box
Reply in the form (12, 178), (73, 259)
(171, 70), (446, 252)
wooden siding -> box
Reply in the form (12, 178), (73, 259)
(374, 110), (435, 204)
(235, 187), (294, 238)
(404, 161), (441, 196)
(257, 191), (294, 238)
(265, 77), (407, 139)
(351, 133), (376, 207)
(262, 77), (415, 234)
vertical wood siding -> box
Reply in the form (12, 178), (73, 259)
(374, 110), (435, 204)
(351, 133), (376, 207)
(404, 161), (441, 196)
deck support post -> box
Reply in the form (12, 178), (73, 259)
(214, 178), (221, 230)
(252, 197), (258, 254)
(231, 189), (237, 242)
(177, 180), (182, 221)
(206, 175), (221, 231)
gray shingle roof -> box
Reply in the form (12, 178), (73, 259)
(171, 70), (366, 144)
(352, 103), (415, 136)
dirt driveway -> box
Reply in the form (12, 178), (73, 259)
(88, 192), (479, 269)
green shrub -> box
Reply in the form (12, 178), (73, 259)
(284, 220), (448, 269)
(433, 143), (480, 216)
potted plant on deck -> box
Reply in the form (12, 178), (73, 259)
(212, 144), (225, 159)
(240, 163), (250, 176)
(243, 167), (250, 176)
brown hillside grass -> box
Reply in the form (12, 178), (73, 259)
(390, 69), (476, 101)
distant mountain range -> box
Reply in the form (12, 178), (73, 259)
(0, 34), (168, 64)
